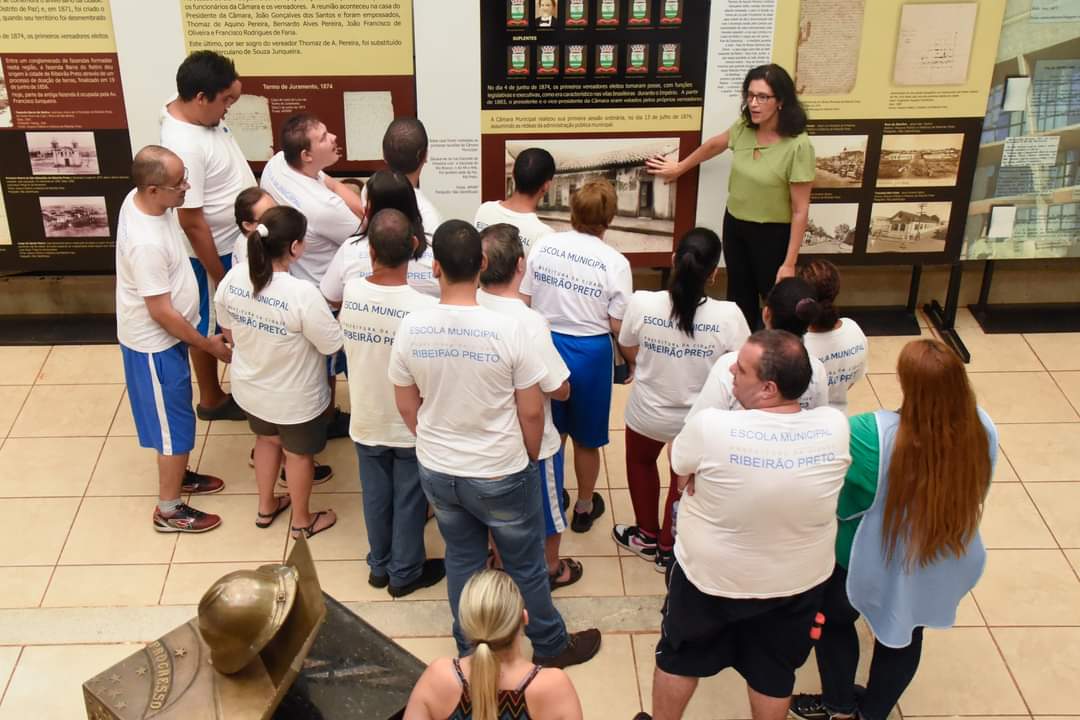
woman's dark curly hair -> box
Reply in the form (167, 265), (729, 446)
(741, 64), (808, 137)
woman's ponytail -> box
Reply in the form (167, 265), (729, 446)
(247, 223), (272, 295)
(246, 207), (308, 296)
(469, 641), (500, 720)
(668, 228), (722, 337)
(457, 570), (526, 720)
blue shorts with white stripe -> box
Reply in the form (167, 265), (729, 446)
(120, 341), (196, 456)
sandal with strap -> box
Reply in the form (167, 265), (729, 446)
(549, 557), (584, 590)
(255, 496), (291, 529)
(291, 510), (336, 539)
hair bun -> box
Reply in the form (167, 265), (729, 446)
(795, 296), (821, 322)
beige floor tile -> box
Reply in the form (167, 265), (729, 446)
(0, 437), (103, 498)
(35, 345), (125, 384)
(846, 377), (880, 415)
(552, 556), (624, 598)
(194, 434), (257, 494)
(173, 493), (288, 563)
(43, 564), (168, 608)
(999, 424), (1080, 483)
(610, 384), (628, 431)
(285, 492), (368, 562)
(311, 438), (360, 494)
(0, 347), (51, 385)
(1024, 333), (1080, 371)
(621, 556), (667, 596)
(0, 387), (29, 438)
(0, 497), (80, 565)
(867, 334), (923, 377)
(424, 516), (446, 558)
(314, 560), (390, 602)
(1026, 483), (1080, 548)
(980, 483), (1057, 549)
(60, 497), (177, 565)
(11, 384), (124, 437)
(88, 435), (206, 496)
(565, 633), (642, 719)
(968, 373), (1078, 424)
(898, 627), (1027, 715)
(994, 453), (1021, 482)
(206, 417), (255, 436)
(1054, 370), (1080, 411)
(952, 307), (984, 330)
(973, 549), (1080, 625)
(867, 374), (902, 410)
(0, 643), (141, 720)
(394, 636), (457, 665)
(634, 632), (752, 719)
(159, 561), (262, 605)
(0, 567), (51, 608)
(559, 490), (618, 558)
(0, 647), (20, 703)
(954, 592), (985, 626)
(109, 388), (210, 437)
(1067, 548), (1080, 575)
(963, 333), (1045, 373)
(994, 627), (1080, 715)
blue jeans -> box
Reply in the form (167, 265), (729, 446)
(419, 462), (569, 658)
(355, 444), (428, 586)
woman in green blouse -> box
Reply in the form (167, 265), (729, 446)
(647, 64), (814, 330)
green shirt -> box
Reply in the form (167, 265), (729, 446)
(726, 117), (815, 224)
(836, 412), (880, 569)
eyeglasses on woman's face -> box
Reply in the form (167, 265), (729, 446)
(744, 92), (776, 105)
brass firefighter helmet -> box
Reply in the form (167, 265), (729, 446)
(197, 564), (299, 674)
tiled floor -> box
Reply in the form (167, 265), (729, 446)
(1, 310), (1078, 718)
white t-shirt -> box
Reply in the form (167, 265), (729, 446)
(214, 265), (344, 425)
(473, 201), (554, 255)
(159, 102), (257, 258)
(359, 184), (442, 239)
(802, 319), (869, 414)
(115, 190), (200, 353)
(321, 236), (439, 303)
(340, 279), (437, 447)
(671, 406), (850, 598)
(520, 230), (633, 336)
(686, 349), (830, 420)
(388, 304), (547, 478)
(477, 289), (570, 459)
(259, 151), (361, 285)
(619, 291), (750, 442)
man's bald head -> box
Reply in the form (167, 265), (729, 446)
(747, 329), (812, 401)
(368, 208), (415, 268)
(131, 145), (180, 190)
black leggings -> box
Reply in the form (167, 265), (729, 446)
(816, 565), (924, 720)
(722, 210), (791, 331)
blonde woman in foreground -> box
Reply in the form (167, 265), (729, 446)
(404, 570), (583, 720)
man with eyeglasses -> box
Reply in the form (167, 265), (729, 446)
(116, 145), (233, 533)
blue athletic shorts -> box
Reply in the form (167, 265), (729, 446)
(190, 253), (233, 336)
(120, 342), (196, 456)
(550, 332), (612, 448)
(538, 448), (566, 536)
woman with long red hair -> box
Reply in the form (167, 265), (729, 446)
(791, 338), (996, 720)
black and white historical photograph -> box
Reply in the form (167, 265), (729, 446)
(39, 196), (110, 238)
(803, 203), (858, 254)
(26, 132), (100, 176)
(809, 135), (867, 188)
(505, 138), (679, 254)
(867, 200), (951, 253)
(876, 133), (963, 187)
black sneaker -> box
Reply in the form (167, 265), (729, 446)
(153, 503), (221, 533)
(325, 407), (351, 440)
(279, 462), (333, 486)
(182, 469), (225, 494)
(632, 714), (652, 720)
(368, 571), (389, 589)
(195, 394), (247, 422)
(789, 694), (830, 720)
(570, 492), (605, 533)
(388, 559), (446, 598)
(654, 547), (674, 574)
(611, 524), (657, 560)
(561, 489), (570, 513)
(533, 628), (602, 668)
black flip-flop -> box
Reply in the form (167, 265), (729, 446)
(549, 557), (583, 590)
(255, 496), (291, 529)
(292, 510), (336, 539)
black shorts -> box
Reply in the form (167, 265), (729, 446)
(246, 407), (331, 455)
(655, 563), (826, 698)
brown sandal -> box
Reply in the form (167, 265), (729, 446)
(255, 496), (291, 528)
(291, 510), (336, 539)
(549, 558), (583, 590)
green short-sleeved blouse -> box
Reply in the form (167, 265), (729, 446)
(726, 117), (816, 224)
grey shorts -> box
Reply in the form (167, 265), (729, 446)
(247, 407), (332, 455)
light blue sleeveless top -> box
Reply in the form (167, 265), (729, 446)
(846, 408), (996, 648)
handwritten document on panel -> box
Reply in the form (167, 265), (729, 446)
(795, 0), (864, 95)
(343, 91), (395, 162)
(893, 3), (977, 86)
